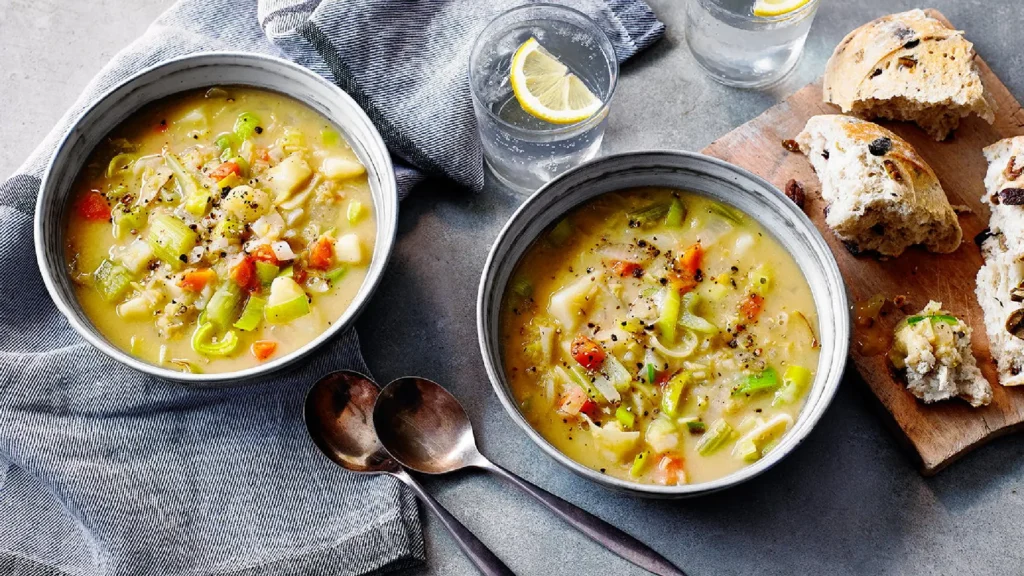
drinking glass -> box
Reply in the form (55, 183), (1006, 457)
(469, 4), (618, 194)
(686, 0), (820, 89)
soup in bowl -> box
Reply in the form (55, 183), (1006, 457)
(499, 188), (821, 486)
(479, 152), (849, 495)
(63, 86), (375, 374)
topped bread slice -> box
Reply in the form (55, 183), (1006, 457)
(796, 115), (962, 257)
(823, 9), (994, 141)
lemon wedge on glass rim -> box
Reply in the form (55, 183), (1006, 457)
(509, 37), (603, 125)
(752, 0), (811, 17)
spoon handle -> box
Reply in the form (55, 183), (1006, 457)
(479, 460), (687, 576)
(392, 469), (517, 576)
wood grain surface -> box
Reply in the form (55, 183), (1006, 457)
(702, 10), (1024, 474)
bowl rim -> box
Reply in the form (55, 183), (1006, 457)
(476, 149), (849, 496)
(33, 51), (398, 385)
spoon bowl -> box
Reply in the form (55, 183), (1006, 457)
(374, 376), (687, 576)
(373, 376), (481, 474)
(303, 370), (515, 576)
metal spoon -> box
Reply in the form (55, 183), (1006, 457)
(303, 371), (516, 576)
(373, 376), (688, 576)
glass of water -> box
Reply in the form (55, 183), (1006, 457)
(469, 4), (618, 194)
(686, 0), (820, 89)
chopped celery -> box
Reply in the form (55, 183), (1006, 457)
(93, 259), (133, 302)
(230, 156), (250, 177)
(696, 419), (734, 456)
(233, 295), (267, 332)
(627, 202), (670, 228)
(732, 414), (793, 462)
(265, 277), (310, 324)
(215, 133), (239, 151)
(234, 112), (261, 140)
(510, 277), (533, 299)
(773, 365), (812, 406)
(630, 451), (650, 478)
(106, 153), (136, 178)
(656, 288), (681, 345)
(216, 173), (243, 191)
(679, 292), (718, 334)
(190, 322), (240, 357)
(347, 200), (366, 224)
(162, 151), (209, 216)
(708, 202), (744, 224)
(320, 128), (340, 147)
(325, 266), (348, 284)
(282, 129), (306, 151)
(615, 406), (636, 429)
(213, 217), (243, 241)
(277, 265), (294, 278)
(660, 372), (690, 416)
(665, 198), (686, 227)
(568, 365), (606, 403)
(747, 264), (773, 295)
(685, 420), (707, 434)
(147, 214), (197, 269)
(255, 261), (279, 285)
(205, 283), (242, 327)
(112, 205), (147, 239)
(732, 367), (779, 397)
(219, 147), (234, 162)
(548, 218), (573, 246)
(646, 363), (656, 384)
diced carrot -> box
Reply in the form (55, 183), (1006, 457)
(209, 161), (241, 182)
(178, 268), (216, 292)
(655, 455), (685, 485)
(251, 244), (279, 265)
(77, 191), (111, 221)
(739, 293), (765, 320)
(230, 256), (259, 291)
(558, 386), (589, 416)
(571, 335), (606, 371)
(677, 243), (703, 276)
(612, 261), (643, 278)
(307, 236), (334, 270)
(251, 340), (277, 361)
(256, 148), (272, 162)
(580, 399), (600, 418)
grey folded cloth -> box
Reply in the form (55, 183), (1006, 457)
(0, 1), (663, 575)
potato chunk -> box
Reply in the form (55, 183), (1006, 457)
(321, 157), (366, 180)
(221, 185), (270, 223)
(265, 155), (313, 200)
(334, 233), (363, 264)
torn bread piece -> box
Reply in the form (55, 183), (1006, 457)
(889, 301), (991, 407)
(823, 9), (995, 141)
(795, 115), (962, 257)
(975, 136), (1024, 386)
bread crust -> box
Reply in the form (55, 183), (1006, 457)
(796, 115), (962, 257)
(823, 9), (994, 140)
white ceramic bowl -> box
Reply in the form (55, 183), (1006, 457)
(477, 151), (849, 497)
(34, 52), (398, 385)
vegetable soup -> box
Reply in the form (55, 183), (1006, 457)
(64, 86), (375, 373)
(500, 189), (820, 485)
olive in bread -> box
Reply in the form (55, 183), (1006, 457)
(795, 115), (962, 257)
(823, 9), (994, 141)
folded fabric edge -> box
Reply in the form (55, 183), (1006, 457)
(605, 0), (667, 58)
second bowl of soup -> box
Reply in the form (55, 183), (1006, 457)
(478, 151), (849, 496)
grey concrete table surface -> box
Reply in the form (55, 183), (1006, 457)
(3, 0), (1024, 575)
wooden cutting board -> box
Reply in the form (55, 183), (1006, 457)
(702, 10), (1024, 475)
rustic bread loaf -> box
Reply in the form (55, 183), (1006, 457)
(975, 136), (1024, 387)
(823, 9), (994, 141)
(889, 301), (991, 407)
(795, 115), (962, 257)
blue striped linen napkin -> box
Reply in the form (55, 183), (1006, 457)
(0, 1), (663, 574)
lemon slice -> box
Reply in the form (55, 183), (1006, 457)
(509, 37), (603, 125)
(752, 0), (810, 17)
